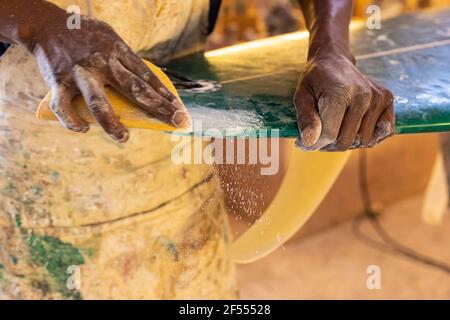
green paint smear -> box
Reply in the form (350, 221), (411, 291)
(15, 214), (22, 228)
(51, 171), (60, 183)
(166, 241), (179, 261)
(2, 180), (15, 195)
(30, 185), (43, 197)
(27, 233), (85, 300)
(82, 248), (95, 259)
(0, 270), (8, 289)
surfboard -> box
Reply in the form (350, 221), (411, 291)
(165, 10), (450, 263)
(34, 9), (450, 264)
(167, 9), (450, 138)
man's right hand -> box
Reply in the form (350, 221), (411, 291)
(0, 0), (191, 143)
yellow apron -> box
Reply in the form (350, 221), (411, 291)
(0, 0), (236, 300)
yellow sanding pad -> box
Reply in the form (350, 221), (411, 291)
(36, 60), (181, 131)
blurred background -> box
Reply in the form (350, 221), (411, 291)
(208, 0), (450, 299)
(208, 0), (450, 48)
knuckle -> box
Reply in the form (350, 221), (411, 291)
(110, 64), (132, 86)
(73, 64), (87, 77)
(114, 41), (130, 54)
(350, 87), (373, 113)
(334, 83), (352, 95)
(130, 79), (146, 95)
(332, 84), (353, 104)
(87, 94), (110, 113)
(323, 85), (351, 109)
(89, 93), (105, 106)
(354, 86), (372, 102)
(89, 53), (107, 68)
(130, 80), (160, 106)
(142, 71), (156, 83)
(89, 101), (109, 116)
(372, 86), (384, 101)
(385, 90), (395, 103)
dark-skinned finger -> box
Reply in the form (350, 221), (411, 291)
(311, 90), (349, 151)
(334, 89), (372, 150)
(114, 42), (184, 109)
(50, 83), (89, 133)
(73, 65), (129, 143)
(358, 92), (388, 147)
(368, 106), (395, 148)
(109, 58), (191, 128)
(294, 85), (322, 149)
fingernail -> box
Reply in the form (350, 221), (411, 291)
(295, 138), (316, 151)
(322, 143), (342, 152)
(114, 129), (130, 143)
(76, 126), (90, 133)
(172, 111), (191, 128)
(79, 126), (90, 133)
(68, 124), (89, 133)
(295, 138), (304, 149)
(300, 128), (318, 147)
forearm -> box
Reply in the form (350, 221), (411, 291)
(298, 0), (354, 62)
(0, 0), (65, 50)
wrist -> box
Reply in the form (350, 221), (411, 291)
(308, 39), (355, 64)
(23, 6), (68, 54)
(6, 1), (68, 53)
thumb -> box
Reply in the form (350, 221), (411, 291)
(294, 85), (322, 148)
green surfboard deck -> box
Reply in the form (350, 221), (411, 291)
(167, 9), (450, 138)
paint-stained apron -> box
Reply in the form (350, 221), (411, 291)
(0, 0), (236, 300)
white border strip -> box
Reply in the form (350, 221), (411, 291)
(356, 38), (450, 60)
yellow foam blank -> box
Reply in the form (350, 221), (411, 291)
(36, 60), (180, 131)
(231, 145), (350, 264)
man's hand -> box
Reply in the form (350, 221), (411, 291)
(0, 0), (190, 143)
(295, 48), (395, 151)
(296, 0), (395, 151)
